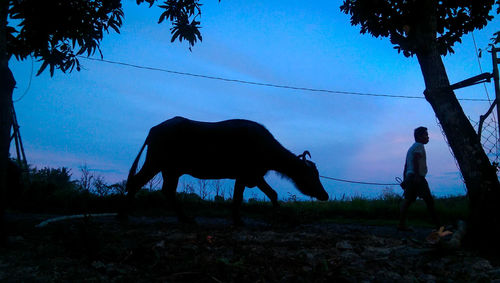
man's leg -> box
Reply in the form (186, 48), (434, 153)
(420, 178), (440, 229)
(399, 198), (414, 230)
(399, 176), (417, 231)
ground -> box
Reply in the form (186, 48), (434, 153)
(1, 213), (499, 282)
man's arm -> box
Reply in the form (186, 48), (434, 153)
(413, 152), (422, 176)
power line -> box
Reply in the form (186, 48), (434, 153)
(79, 56), (490, 102)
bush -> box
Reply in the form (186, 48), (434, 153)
(6, 165), (123, 214)
(7, 166), (78, 211)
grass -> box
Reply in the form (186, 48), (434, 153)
(8, 185), (470, 228)
(250, 194), (469, 227)
(127, 191), (468, 228)
(5, 165), (469, 228)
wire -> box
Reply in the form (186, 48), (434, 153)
(471, 32), (493, 103)
(79, 56), (490, 102)
(319, 175), (399, 186)
(13, 55), (34, 103)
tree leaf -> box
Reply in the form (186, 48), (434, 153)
(49, 63), (55, 77)
(171, 30), (180, 42)
(36, 60), (50, 76)
(158, 12), (167, 24)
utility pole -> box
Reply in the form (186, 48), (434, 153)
(476, 46), (500, 141)
(10, 101), (27, 166)
(493, 47), (500, 134)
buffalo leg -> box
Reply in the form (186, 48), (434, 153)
(161, 173), (193, 223)
(232, 180), (245, 226)
(257, 177), (279, 207)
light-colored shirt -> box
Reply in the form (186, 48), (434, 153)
(405, 142), (427, 177)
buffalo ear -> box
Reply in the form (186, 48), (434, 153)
(298, 150), (311, 161)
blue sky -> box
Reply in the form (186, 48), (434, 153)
(8, 0), (500, 200)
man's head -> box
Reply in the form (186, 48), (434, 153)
(414, 126), (429, 144)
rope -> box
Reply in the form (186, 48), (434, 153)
(319, 175), (399, 186)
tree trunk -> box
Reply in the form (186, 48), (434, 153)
(0, 1), (16, 241)
(416, 47), (500, 250)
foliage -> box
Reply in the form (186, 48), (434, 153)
(495, 5), (500, 43)
(6, 0), (218, 77)
(109, 180), (127, 196)
(136, 0), (221, 50)
(493, 31), (500, 44)
(7, 166), (80, 212)
(30, 166), (75, 189)
(7, 0), (124, 76)
(76, 165), (127, 196)
(5, 165), (122, 213)
(340, 0), (499, 56)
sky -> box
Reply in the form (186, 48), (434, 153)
(8, 0), (500, 200)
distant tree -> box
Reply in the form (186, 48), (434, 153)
(109, 180), (127, 196)
(78, 165), (95, 193)
(146, 174), (162, 191)
(212, 179), (225, 199)
(198, 179), (210, 200)
(32, 166), (75, 191)
(93, 175), (109, 197)
(341, 0), (500, 249)
(181, 180), (196, 194)
(0, 0), (213, 239)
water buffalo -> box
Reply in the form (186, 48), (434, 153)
(126, 116), (328, 224)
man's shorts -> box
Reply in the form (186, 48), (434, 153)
(403, 175), (433, 202)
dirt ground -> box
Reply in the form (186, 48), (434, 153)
(1, 213), (499, 282)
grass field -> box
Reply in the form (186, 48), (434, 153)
(6, 165), (469, 228)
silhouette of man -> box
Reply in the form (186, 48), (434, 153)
(398, 126), (440, 231)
